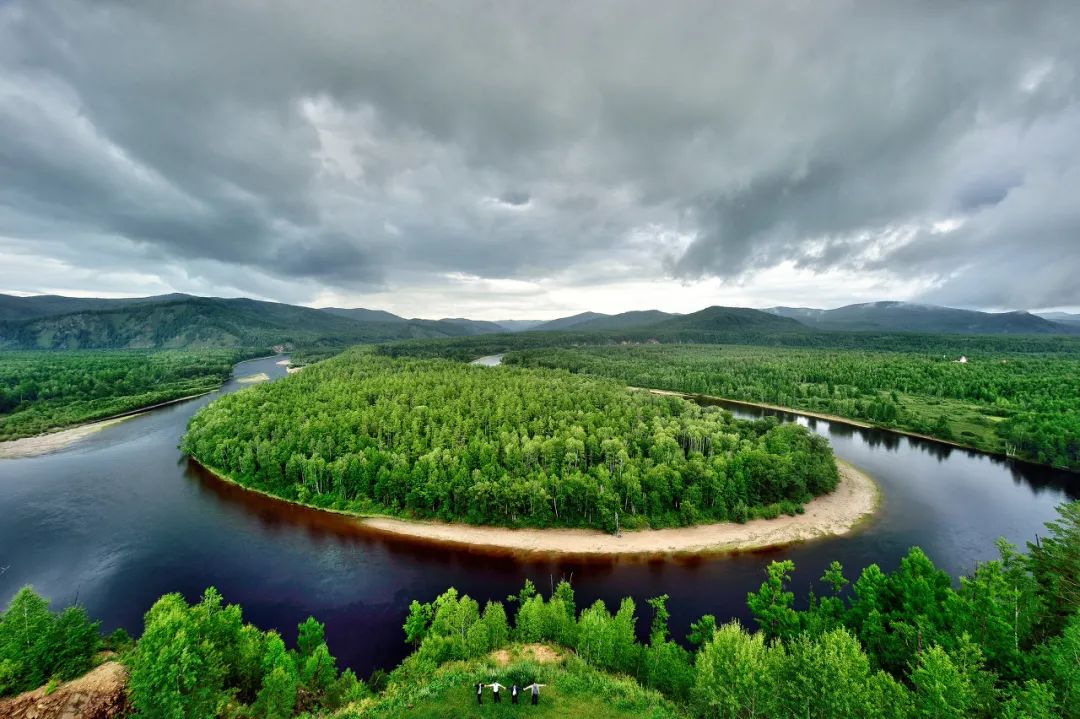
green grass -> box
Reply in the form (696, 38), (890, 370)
(337, 647), (684, 719)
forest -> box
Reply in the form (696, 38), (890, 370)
(181, 348), (839, 531)
(0, 349), (243, 441)
(506, 344), (1080, 471)
(3, 500), (1077, 718)
(377, 327), (1080, 364)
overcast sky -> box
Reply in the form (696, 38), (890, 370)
(2, 1), (1078, 319)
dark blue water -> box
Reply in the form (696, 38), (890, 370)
(1, 356), (1075, 676)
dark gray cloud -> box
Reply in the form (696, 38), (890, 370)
(1, 0), (1078, 311)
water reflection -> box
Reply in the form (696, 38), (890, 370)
(1, 357), (1075, 676)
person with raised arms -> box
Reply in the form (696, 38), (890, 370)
(524, 682), (546, 705)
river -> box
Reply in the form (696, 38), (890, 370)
(0, 354), (1075, 676)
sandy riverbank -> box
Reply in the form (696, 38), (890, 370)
(0, 392), (214, 460)
(0, 417), (133, 460)
(359, 461), (878, 557)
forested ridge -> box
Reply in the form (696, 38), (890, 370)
(181, 348), (839, 531)
(0, 350), (243, 441)
(507, 345), (1080, 471)
(3, 501), (1077, 718)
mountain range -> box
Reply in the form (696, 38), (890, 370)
(766, 301), (1077, 335)
(0, 293), (1075, 350)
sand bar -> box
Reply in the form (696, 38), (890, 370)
(237, 372), (270, 383)
(0, 391), (213, 460)
(359, 461), (877, 556)
(0, 417), (133, 460)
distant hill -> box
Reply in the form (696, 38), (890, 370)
(319, 306), (406, 323)
(492, 319), (545, 332)
(1037, 311), (1080, 326)
(0, 295), (493, 350)
(532, 311), (610, 331)
(767, 301), (1078, 335)
(464, 306), (786, 335)
(435, 317), (508, 335)
(652, 306), (802, 332)
(568, 309), (678, 331)
(0, 292), (191, 322)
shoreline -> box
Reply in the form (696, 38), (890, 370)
(193, 458), (879, 557)
(630, 387), (1062, 468)
(0, 391), (215, 460)
(0, 353), (287, 461)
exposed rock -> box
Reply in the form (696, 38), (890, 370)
(0, 661), (129, 719)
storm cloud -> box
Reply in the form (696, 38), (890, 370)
(1, 1), (1078, 314)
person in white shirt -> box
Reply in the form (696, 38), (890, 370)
(488, 681), (507, 703)
(511, 683), (520, 704)
(524, 682), (546, 705)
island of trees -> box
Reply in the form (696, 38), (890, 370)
(181, 349), (839, 532)
(3, 501), (1077, 718)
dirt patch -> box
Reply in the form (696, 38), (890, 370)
(0, 661), (130, 719)
(491, 644), (565, 666)
(360, 461), (878, 557)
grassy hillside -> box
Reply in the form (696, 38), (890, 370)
(343, 648), (683, 719)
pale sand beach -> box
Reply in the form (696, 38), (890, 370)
(237, 372), (271, 383)
(359, 461), (878, 556)
(0, 417), (132, 459)
(0, 392), (214, 460)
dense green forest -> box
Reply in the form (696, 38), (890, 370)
(0, 586), (367, 716)
(375, 502), (1080, 719)
(182, 349), (839, 531)
(3, 501), (1077, 718)
(0, 350), (243, 441)
(506, 345), (1080, 471)
(378, 327), (1080, 364)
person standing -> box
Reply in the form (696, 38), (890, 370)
(511, 684), (520, 704)
(488, 681), (506, 703)
(525, 682), (546, 705)
(476, 682), (484, 705)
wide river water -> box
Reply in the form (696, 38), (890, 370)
(1, 354), (1076, 676)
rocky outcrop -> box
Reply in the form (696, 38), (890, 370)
(0, 661), (129, 719)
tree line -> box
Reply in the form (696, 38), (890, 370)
(3, 500), (1076, 717)
(182, 349), (839, 531)
(0, 349), (243, 441)
(390, 501), (1080, 719)
(506, 344), (1080, 471)
(377, 328), (1080, 364)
